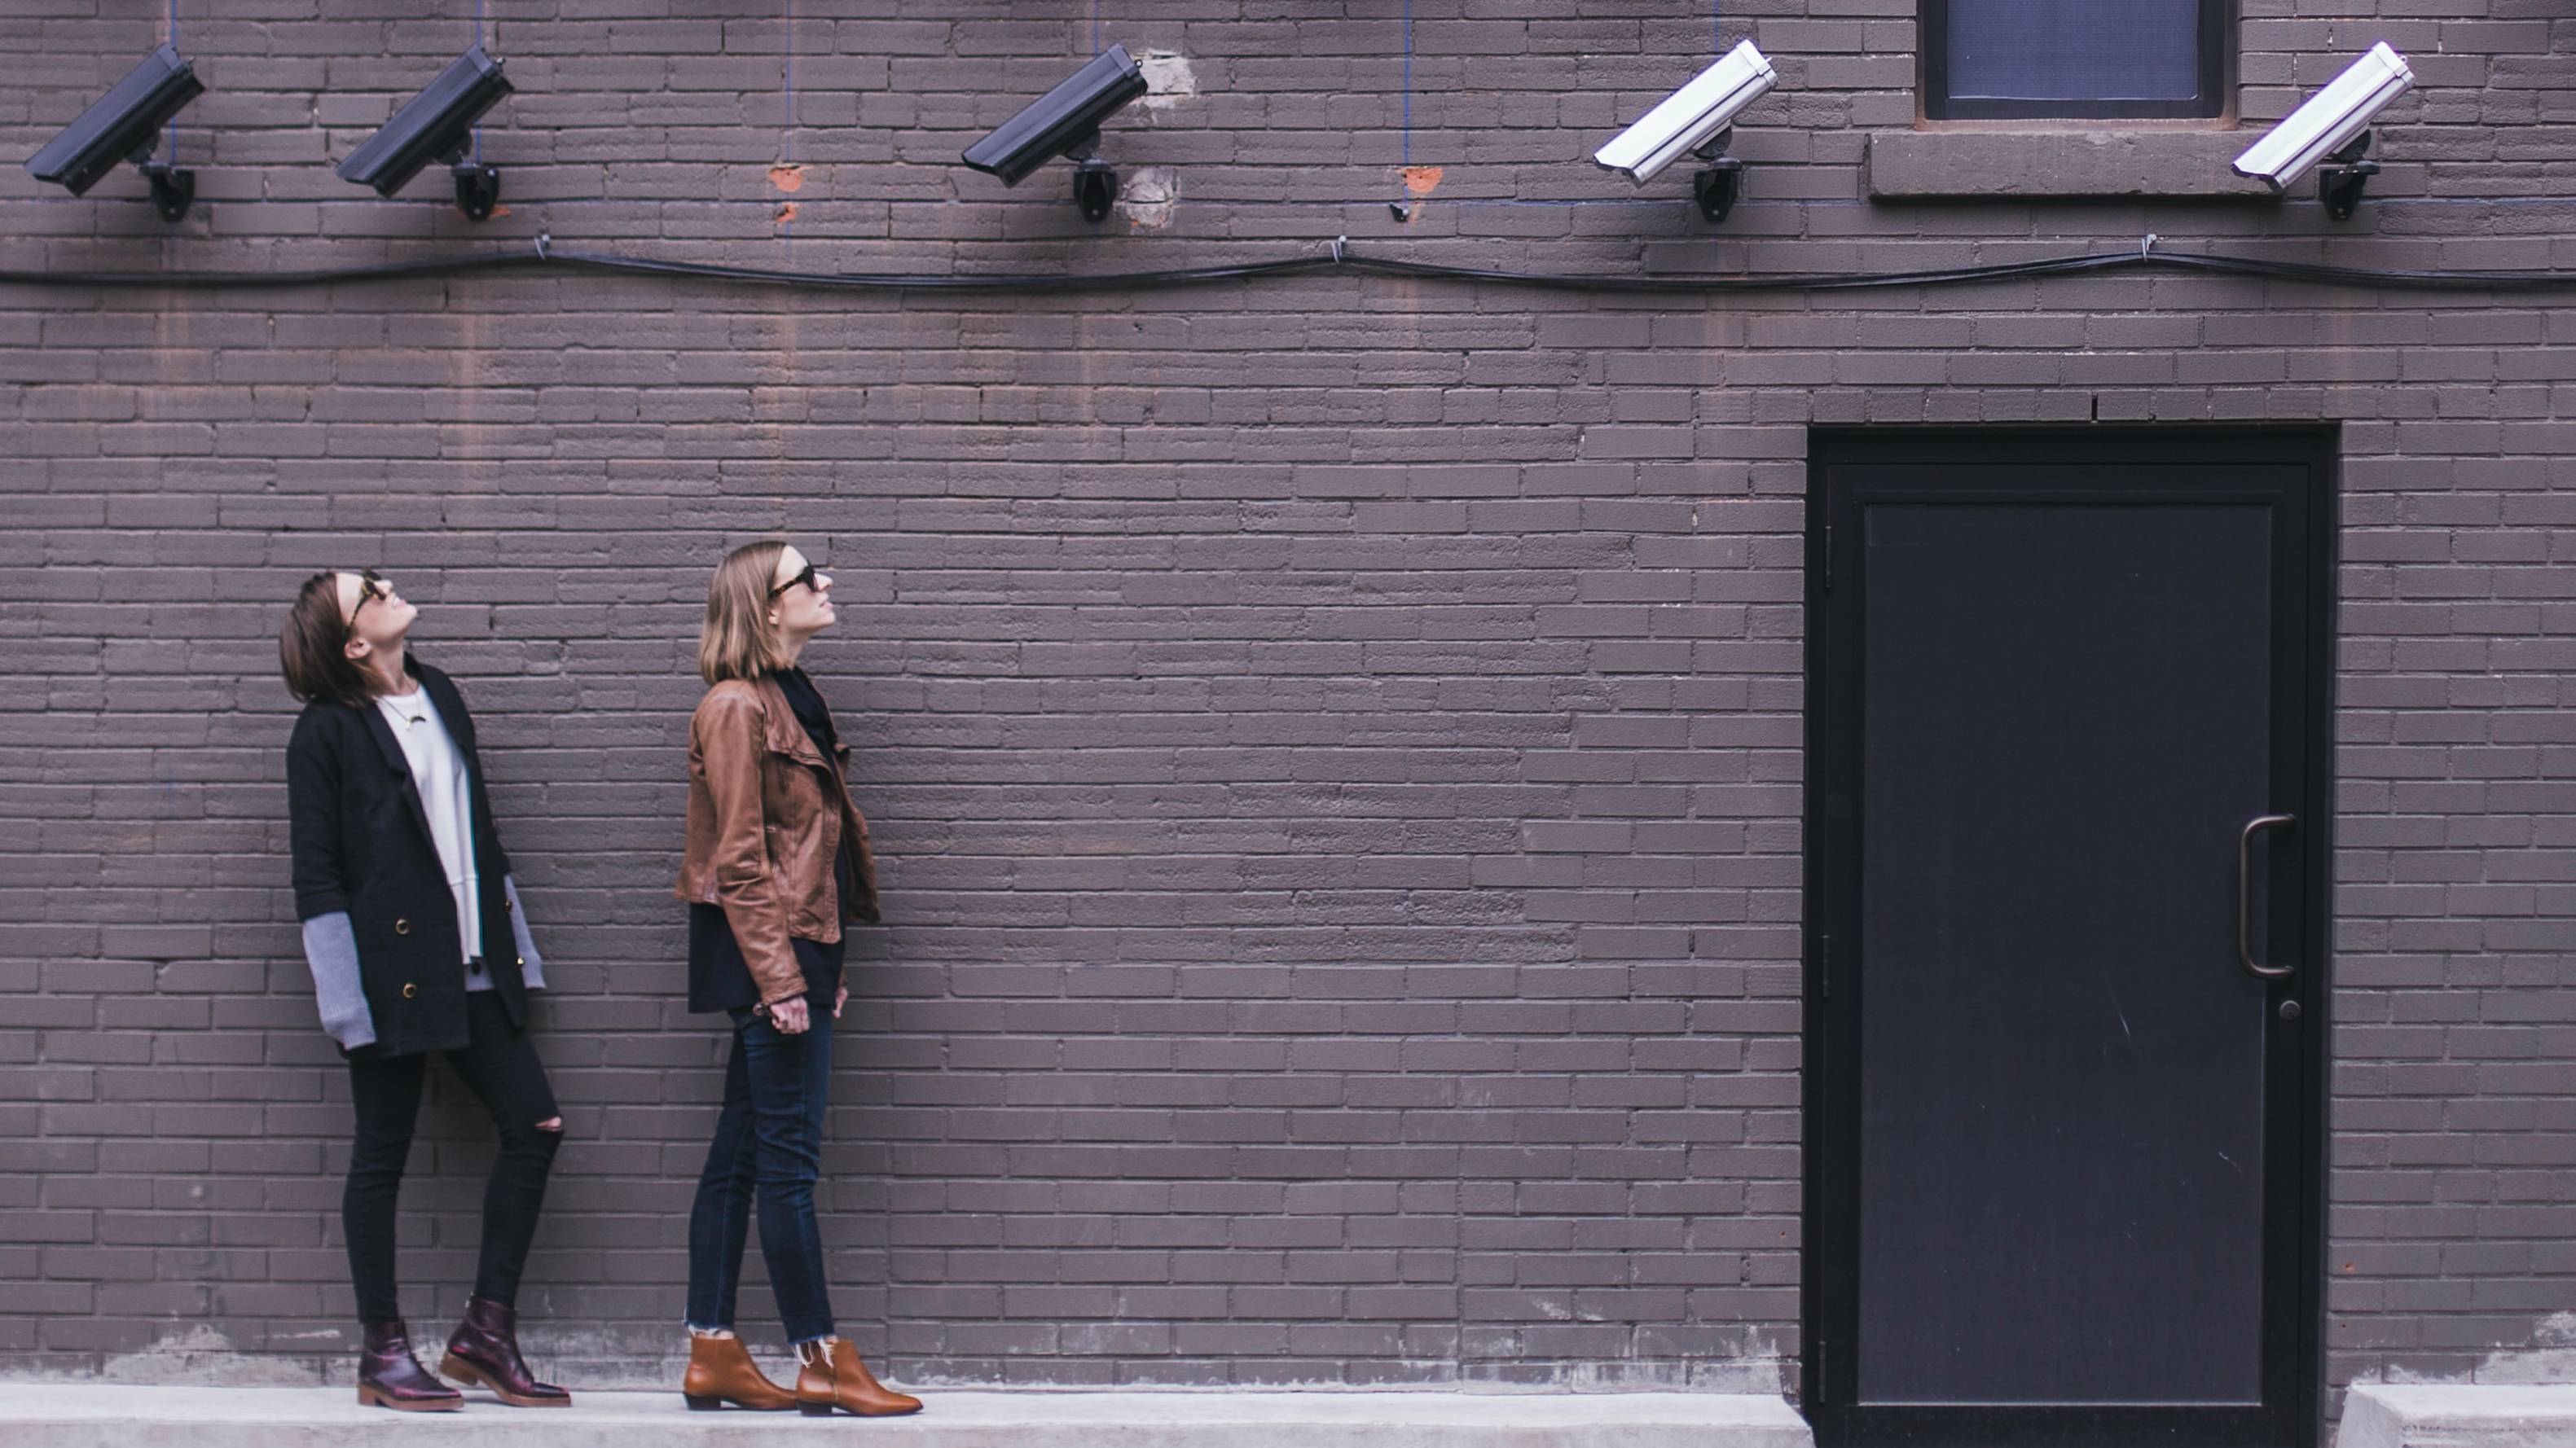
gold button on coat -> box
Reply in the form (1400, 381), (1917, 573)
(515, 957), (525, 968)
(393, 918), (411, 935)
(401, 983), (418, 998)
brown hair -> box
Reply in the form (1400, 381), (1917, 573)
(698, 541), (796, 686)
(279, 572), (374, 707)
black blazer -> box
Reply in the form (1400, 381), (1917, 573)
(287, 657), (529, 1057)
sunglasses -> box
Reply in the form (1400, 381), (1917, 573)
(769, 561), (822, 599)
(349, 569), (392, 620)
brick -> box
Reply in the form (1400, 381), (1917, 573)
(0, 0), (2569, 1411)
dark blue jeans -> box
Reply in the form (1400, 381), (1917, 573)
(685, 1006), (835, 1344)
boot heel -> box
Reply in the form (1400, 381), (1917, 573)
(684, 1394), (723, 1411)
(358, 1382), (462, 1413)
(438, 1353), (484, 1387)
(799, 1401), (837, 1417)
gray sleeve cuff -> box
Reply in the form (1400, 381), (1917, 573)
(503, 875), (546, 991)
(299, 912), (376, 1051)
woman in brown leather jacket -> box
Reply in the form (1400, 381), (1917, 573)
(672, 541), (921, 1418)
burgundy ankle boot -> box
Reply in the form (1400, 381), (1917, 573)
(439, 1296), (573, 1408)
(357, 1319), (464, 1411)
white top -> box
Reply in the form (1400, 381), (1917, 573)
(375, 686), (483, 965)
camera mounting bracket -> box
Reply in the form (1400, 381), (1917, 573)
(1065, 134), (1117, 222)
(438, 141), (502, 222)
(1072, 159), (1118, 222)
(130, 147), (193, 222)
(1691, 128), (1745, 225)
(2317, 129), (2379, 222)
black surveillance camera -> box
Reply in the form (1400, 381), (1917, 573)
(334, 44), (514, 222)
(961, 45), (1150, 222)
(24, 45), (205, 222)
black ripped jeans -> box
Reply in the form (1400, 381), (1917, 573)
(344, 991), (561, 1325)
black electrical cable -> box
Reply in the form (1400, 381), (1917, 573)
(1339, 248), (2576, 293)
(0, 250), (551, 290)
(7, 235), (2576, 294)
(542, 244), (1343, 292)
(1337, 250), (2134, 293)
(2147, 249), (2576, 291)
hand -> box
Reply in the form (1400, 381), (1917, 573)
(833, 984), (848, 1020)
(767, 996), (811, 1035)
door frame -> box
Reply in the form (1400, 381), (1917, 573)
(1797, 428), (2337, 1448)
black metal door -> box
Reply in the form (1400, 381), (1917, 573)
(1802, 431), (2332, 1448)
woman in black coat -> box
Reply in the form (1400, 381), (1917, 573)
(280, 568), (569, 1412)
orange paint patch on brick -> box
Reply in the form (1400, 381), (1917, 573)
(768, 165), (805, 194)
(1403, 165), (1443, 195)
(774, 201), (798, 225)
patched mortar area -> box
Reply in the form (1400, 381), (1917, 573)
(1104, 50), (1192, 229)
(1115, 167), (1179, 230)
(1137, 50), (1197, 110)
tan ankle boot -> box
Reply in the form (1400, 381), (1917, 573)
(682, 1332), (797, 1411)
(793, 1336), (923, 1417)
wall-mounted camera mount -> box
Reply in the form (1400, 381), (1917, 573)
(24, 46), (206, 222)
(1067, 142), (1118, 222)
(451, 156), (503, 222)
(1691, 131), (1745, 223)
(138, 158), (194, 222)
(2315, 132), (2379, 222)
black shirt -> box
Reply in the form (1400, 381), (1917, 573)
(772, 668), (860, 915)
(684, 669), (852, 1013)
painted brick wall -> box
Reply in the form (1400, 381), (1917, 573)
(1, 0), (2571, 1409)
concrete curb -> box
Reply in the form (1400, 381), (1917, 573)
(2341, 1384), (2576, 1448)
(0, 1384), (1816, 1448)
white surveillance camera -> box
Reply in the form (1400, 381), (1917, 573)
(2231, 42), (2412, 191)
(1594, 39), (1777, 186)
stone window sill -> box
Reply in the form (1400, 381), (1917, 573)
(1866, 129), (2275, 200)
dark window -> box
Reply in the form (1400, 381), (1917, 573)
(1923, 0), (2227, 120)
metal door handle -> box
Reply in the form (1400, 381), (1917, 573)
(2239, 814), (2297, 980)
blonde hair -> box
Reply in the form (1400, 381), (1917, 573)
(698, 541), (796, 685)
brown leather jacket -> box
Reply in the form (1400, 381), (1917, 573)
(674, 674), (880, 1005)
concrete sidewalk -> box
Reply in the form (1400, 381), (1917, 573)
(2340, 1384), (2576, 1448)
(0, 1383), (1817, 1448)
